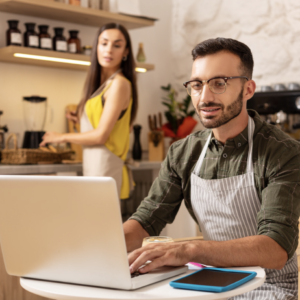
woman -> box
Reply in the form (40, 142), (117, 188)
(40, 23), (138, 200)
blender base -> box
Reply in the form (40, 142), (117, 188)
(22, 131), (45, 149)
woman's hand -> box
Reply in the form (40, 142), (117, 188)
(66, 110), (78, 124)
(40, 132), (65, 147)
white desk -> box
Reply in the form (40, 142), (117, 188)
(20, 266), (265, 300)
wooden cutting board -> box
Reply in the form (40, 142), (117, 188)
(66, 104), (82, 162)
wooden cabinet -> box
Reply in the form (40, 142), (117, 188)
(0, 0), (154, 29)
(0, 246), (51, 300)
(0, 0), (155, 71)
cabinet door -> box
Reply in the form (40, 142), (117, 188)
(0, 246), (52, 300)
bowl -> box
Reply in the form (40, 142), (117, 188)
(273, 83), (287, 91)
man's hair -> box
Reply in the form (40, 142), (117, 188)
(192, 38), (254, 79)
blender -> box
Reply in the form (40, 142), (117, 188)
(22, 96), (47, 148)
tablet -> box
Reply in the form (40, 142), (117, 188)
(169, 267), (257, 293)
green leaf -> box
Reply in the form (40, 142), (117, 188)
(162, 102), (172, 109)
(161, 84), (171, 91)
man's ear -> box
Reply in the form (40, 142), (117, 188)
(244, 80), (256, 101)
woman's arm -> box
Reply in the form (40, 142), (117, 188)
(40, 75), (131, 147)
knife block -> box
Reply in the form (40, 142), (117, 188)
(148, 131), (165, 161)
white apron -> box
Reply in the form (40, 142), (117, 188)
(191, 116), (298, 299)
(80, 108), (123, 198)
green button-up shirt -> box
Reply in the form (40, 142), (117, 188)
(130, 110), (300, 259)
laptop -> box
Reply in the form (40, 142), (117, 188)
(0, 175), (187, 290)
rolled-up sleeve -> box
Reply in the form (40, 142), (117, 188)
(257, 150), (300, 259)
(130, 143), (184, 236)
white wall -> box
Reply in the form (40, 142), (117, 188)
(172, 0), (300, 97)
(0, 0), (173, 150)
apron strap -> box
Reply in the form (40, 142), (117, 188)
(89, 68), (122, 100)
(193, 115), (255, 176)
(193, 131), (212, 176)
(246, 116), (255, 173)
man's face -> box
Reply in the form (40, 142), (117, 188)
(190, 51), (246, 129)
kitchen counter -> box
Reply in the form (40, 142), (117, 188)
(0, 161), (162, 175)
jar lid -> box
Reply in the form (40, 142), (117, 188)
(23, 96), (47, 102)
(54, 27), (64, 35)
(25, 23), (36, 30)
(7, 20), (19, 26)
(38, 25), (49, 31)
(82, 45), (92, 49)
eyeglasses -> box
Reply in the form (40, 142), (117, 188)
(183, 76), (249, 97)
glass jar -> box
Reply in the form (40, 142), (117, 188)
(142, 236), (174, 247)
(68, 30), (81, 53)
(53, 27), (67, 52)
(82, 45), (92, 56)
(6, 20), (22, 46)
(24, 23), (39, 48)
(38, 25), (52, 50)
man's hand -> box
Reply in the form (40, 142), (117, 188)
(127, 235), (288, 273)
(128, 242), (192, 274)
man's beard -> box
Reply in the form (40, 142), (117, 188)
(196, 88), (244, 129)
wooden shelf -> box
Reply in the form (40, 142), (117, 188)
(0, 0), (155, 29)
(0, 46), (155, 72)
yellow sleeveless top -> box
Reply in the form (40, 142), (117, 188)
(85, 79), (132, 199)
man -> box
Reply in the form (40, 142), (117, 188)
(123, 38), (300, 299)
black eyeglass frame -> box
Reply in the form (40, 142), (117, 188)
(183, 76), (249, 95)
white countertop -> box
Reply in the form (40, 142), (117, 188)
(20, 266), (265, 300)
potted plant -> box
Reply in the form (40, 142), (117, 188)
(161, 84), (197, 143)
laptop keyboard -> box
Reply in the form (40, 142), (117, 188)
(130, 261), (151, 278)
(131, 271), (147, 278)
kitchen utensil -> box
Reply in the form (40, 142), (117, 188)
(2, 133), (73, 165)
(148, 115), (154, 131)
(66, 104), (82, 161)
(153, 115), (158, 130)
(22, 96), (47, 149)
(260, 85), (273, 92)
(132, 124), (142, 160)
(287, 82), (300, 90)
(296, 97), (300, 110)
(273, 83), (287, 91)
(158, 112), (162, 129)
(0, 111), (8, 153)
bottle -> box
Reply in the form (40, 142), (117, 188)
(24, 23), (39, 48)
(82, 45), (92, 56)
(53, 27), (67, 52)
(69, 0), (80, 4)
(68, 30), (81, 53)
(38, 25), (52, 50)
(136, 43), (146, 62)
(132, 125), (142, 160)
(6, 20), (22, 46)
(80, 0), (89, 7)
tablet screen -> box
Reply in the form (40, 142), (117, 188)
(175, 269), (250, 287)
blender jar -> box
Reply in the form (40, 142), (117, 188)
(22, 96), (47, 148)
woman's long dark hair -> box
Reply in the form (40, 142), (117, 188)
(77, 23), (138, 125)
